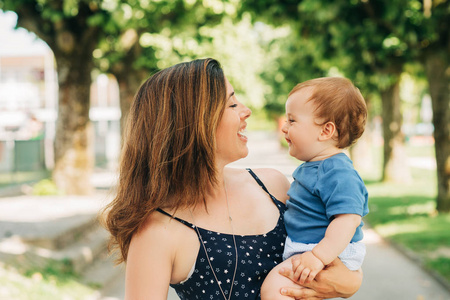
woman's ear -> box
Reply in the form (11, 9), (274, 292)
(319, 122), (337, 141)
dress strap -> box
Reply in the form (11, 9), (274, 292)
(156, 208), (196, 229)
(246, 168), (283, 208)
(246, 168), (272, 195)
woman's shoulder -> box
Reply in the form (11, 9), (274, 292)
(125, 211), (179, 278)
(133, 209), (187, 249)
(126, 209), (199, 293)
(250, 168), (290, 203)
(225, 166), (287, 181)
(132, 211), (170, 245)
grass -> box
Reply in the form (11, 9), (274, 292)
(0, 261), (97, 300)
(405, 141), (435, 157)
(426, 258), (450, 282)
(363, 143), (450, 283)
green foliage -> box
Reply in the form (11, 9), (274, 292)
(243, 0), (449, 212)
(426, 257), (450, 282)
(23, 259), (76, 281)
(95, 2), (275, 113)
(32, 179), (63, 196)
(0, 261), (95, 300)
(361, 142), (450, 282)
(241, 0), (449, 111)
(365, 160), (450, 280)
(196, 15), (269, 109)
(0, 0), (118, 49)
(391, 215), (450, 251)
(367, 194), (436, 225)
(246, 110), (277, 131)
(0, 171), (51, 188)
(405, 144), (435, 157)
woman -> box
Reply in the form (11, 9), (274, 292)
(103, 58), (362, 299)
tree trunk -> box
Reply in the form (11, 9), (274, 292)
(380, 80), (412, 183)
(111, 43), (148, 145)
(9, 2), (103, 194)
(116, 72), (143, 143)
(349, 128), (374, 178)
(52, 53), (95, 195)
(349, 98), (375, 178)
(423, 50), (450, 212)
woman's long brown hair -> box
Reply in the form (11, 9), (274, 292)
(102, 58), (227, 263)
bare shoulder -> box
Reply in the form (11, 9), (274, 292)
(251, 168), (290, 203)
(130, 210), (178, 253)
(126, 210), (184, 299)
(130, 208), (198, 259)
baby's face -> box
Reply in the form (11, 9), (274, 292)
(281, 88), (326, 162)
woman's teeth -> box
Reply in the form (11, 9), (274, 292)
(238, 129), (247, 138)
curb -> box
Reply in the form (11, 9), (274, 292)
(388, 239), (450, 293)
(0, 184), (24, 198)
(367, 222), (450, 293)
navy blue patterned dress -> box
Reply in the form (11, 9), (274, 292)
(157, 169), (287, 299)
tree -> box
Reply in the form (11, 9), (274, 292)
(242, 0), (412, 183)
(0, 0), (123, 194)
(96, 1), (268, 141)
(95, 0), (234, 138)
(339, 0), (449, 209)
(0, 0), (240, 193)
(416, 5), (449, 212)
(242, 0), (449, 211)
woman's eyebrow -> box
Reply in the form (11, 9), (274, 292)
(228, 91), (235, 99)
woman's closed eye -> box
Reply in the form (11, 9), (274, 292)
(230, 103), (238, 108)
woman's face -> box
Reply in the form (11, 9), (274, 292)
(215, 77), (252, 167)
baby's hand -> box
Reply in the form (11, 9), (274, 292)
(291, 251), (325, 284)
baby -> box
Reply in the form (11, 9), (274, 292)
(262, 77), (369, 299)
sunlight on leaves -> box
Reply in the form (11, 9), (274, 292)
(388, 202), (436, 216)
(376, 222), (428, 237)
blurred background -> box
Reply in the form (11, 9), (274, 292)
(0, 0), (448, 299)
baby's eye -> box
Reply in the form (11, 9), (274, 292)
(288, 119), (295, 123)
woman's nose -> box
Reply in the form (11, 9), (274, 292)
(240, 105), (252, 119)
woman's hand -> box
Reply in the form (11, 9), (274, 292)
(279, 256), (363, 299)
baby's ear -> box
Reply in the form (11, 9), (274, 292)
(319, 122), (337, 141)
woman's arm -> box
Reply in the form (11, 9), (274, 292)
(279, 257), (363, 299)
(125, 214), (174, 300)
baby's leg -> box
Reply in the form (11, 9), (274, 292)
(261, 259), (304, 300)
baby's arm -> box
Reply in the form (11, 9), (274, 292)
(291, 251), (324, 284)
(293, 214), (361, 284)
(313, 214), (361, 265)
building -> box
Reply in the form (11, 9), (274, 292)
(0, 11), (120, 187)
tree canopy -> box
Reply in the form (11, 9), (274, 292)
(1, 0), (448, 211)
(241, 0), (449, 212)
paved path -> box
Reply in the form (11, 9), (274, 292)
(98, 131), (450, 299)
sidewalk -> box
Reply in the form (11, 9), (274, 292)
(1, 131), (449, 300)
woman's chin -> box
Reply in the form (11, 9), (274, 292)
(241, 147), (249, 159)
(230, 148), (249, 164)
